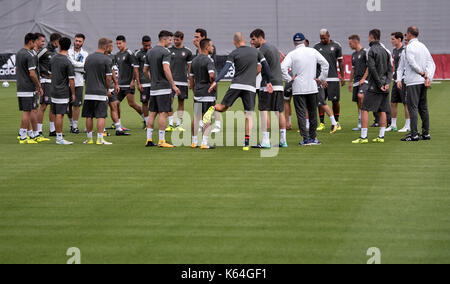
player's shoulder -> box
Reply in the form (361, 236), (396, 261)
(184, 47), (193, 54)
(313, 42), (322, 48)
(126, 49), (134, 56)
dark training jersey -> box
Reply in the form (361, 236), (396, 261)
(226, 46), (266, 93)
(84, 52), (113, 101)
(37, 43), (57, 81)
(352, 48), (368, 85)
(145, 46), (172, 96)
(115, 49), (138, 87)
(169, 46), (193, 86)
(16, 48), (37, 96)
(49, 54), (75, 101)
(314, 40), (343, 81)
(190, 54), (216, 101)
(259, 43), (283, 91)
(135, 49), (151, 87)
(393, 45), (405, 81)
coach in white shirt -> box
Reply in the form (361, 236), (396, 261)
(281, 33), (329, 146)
(68, 33), (89, 134)
(399, 26), (436, 142)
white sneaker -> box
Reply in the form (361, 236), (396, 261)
(211, 125), (221, 133)
(97, 138), (113, 145)
(56, 139), (74, 145)
(398, 126), (410, 133)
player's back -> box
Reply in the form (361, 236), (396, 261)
(85, 52), (111, 96)
(146, 46), (171, 91)
(50, 54), (73, 97)
(191, 54), (215, 96)
(228, 46), (263, 90)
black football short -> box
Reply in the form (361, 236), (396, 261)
(362, 91), (390, 113)
(118, 88), (135, 102)
(52, 103), (69, 115)
(221, 88), (256, 112)
(82, 100), (108, 119)
(18, 96), (37, 111)
(172, 85), (189, 100)
(149, 95), (172, 113)
(258, 91), (284, 112)
(40, 83), (52, 105)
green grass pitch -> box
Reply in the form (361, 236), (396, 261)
(0, 81), (449, 264)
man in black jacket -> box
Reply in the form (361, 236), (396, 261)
(353, 29), (393, 144)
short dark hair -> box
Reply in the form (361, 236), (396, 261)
(348, 34), (360, 42)
(407, 26), (419, 37)
(174, 31), (184, 39)
(24, 33), (37, 45)
(159, 30), (173, 40)
(391, 32), (404, 41)
(50, 33), (62, 43)
(35, 33), (45, 40)
(369, 29), (381, 41)
(142, 35), (151, 42)
(116, 35), (126, 42)
(59, 37), (71, 51)
(305, 39), (310, 45)
(250, 29), (265, 39)
(200, 38), (211, 50)
(195, 28), (207, 38)
(75, 33), (85, 40)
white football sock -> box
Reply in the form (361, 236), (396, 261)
(159, 130), (165, 142)
(330, 115), (337, 126)
(73, 121), (78, 129)
(280, 129), (287, 143)
(147, 128), (153, 140)
(306, 119), (310, 129)
(202, 136), (209, 146)
(192, 136), (198, 145)
(69, 119), (73, 127)
(115, 123), (123, 131)
(391, 118), (397, 128)
(49, 122), (56, 132)
(20, 128), (27, 140)
(379, 127), (386, 138)
(57, 133), (63, 141)
(37, 124), (43, 133)
(168, 116), (174, 126)
(87, 132), (93, 139)
(361, 128), (368, 139)
(405, 119), (411, 129)
(263, 132), (270, 145)
(97, 132), (103, 139)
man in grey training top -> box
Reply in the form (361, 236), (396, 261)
(143, 30), (181, 148)
(250, 29), (288, 149)
(203, 32), (273, 151)
(82, 38), (114, 146)
(314, 29), (345, 131)
(189, 38), (217, 150)
(135, 35), (152, 129)
(49, 37), (76, 145)
(353, 29), (393, 144)
(168, 31), (194, 132)
(16, 33), (43, 144)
